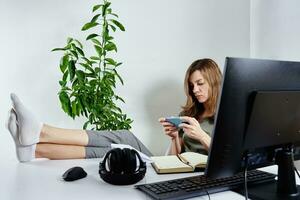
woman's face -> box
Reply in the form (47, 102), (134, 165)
(189, 70), (210, 103)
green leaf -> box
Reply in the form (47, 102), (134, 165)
(83, 121), (89, 129)
(59, 80), (67, 87)
(63, 71), (68, 81)
(106, 36), (114, 41)
(91, 14), (101, 23)
(81, 57), (96, 66)
(60, 63), (67, 73)
(67, 37), (73, 44)
(115, 95), (125, 103)
(70, 43), (77, 50)
(93, 4), (103, 12)
(81, 22), (99, 31)
(75, 70), (85, 83)
(52, 47), (67, 52)
(71, 78), (78, 87)
(104, 42), (117, 52)
(94, 45), (102, 57)
(89, 79), (98, 87)
(107, 8), (112, 14)
(71, 101), (77, 119)
(109, 24), (116, 32)
(116, 107), (122, 113)
(113, 69), (124, 85)
(116, 62), (122, 67)
(64, 43), (72, 50)
(81, 57), (90, 63)
(75, 47), (85, 56)
(105, 78), (116, 88)
(79, 62), (94, 73)
(68, 60), (76, 81)
(86, 72), (97, 78)
(75, 102), (81, 116)
(105, 58), (117, 66)
(110, 19), (125, 31)
(59, 91), (72, 115)
(109, 13), (119, 18)
(95, 67), (101, 73)
(78, 97), (88, 117)
(91, 38), (101, 46)
(74, 39), (83, 49)
(70, 50), (78, 59)
(86, 33), (99, 40)
(59, 55), (69, 73)
(90, 56), (100, 61)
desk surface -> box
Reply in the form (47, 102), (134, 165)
(0, 158), (289, 200)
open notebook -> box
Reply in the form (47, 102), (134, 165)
(151, 152), (207, 174)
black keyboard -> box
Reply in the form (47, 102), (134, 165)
(135, 170), (276, 200)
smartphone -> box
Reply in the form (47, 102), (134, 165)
(165, 117), (183, 128)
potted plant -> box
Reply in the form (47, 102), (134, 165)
(52, 0), (133, 131)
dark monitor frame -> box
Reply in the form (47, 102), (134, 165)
(205, 57), (300, 199)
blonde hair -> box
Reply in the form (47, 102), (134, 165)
(180, 58), (222, 121)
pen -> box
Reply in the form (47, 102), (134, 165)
(177, 154), (193, 168)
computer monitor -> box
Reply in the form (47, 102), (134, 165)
(205, 57), (300, 199)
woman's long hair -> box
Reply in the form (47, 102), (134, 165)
(180, 58), (222, 121)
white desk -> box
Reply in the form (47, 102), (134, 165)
(0, 158), (291, 200)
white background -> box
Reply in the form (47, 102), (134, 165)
(0, 0), (299, 160)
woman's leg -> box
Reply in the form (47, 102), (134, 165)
(36, 144), (85, 160)
(8, 93), (152, 160)
(39, 124), (88, 146)
(6, 109), (86, 161)
(10, 93), (88, 146)
(7, 108), (150, 160)
(38, 130), (152, 159)
(85, 130), (153, 158)
(36, 129), (153, 160)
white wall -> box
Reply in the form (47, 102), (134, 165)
(0, 0), (250, 160)
(251, 0), (300, 61)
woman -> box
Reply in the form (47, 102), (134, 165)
(159, 58), (222, 155)
(6, 58), (222, 162)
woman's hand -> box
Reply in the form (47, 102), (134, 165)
(159, 117), (182, 154)
(158, 117), (179, 139)
(179, 116), (210, 142)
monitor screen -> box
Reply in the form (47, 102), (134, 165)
(205, 57), (300, 179)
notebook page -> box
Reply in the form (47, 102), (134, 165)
(180, 152), (207, 168)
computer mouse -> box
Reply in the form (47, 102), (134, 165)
(62, 166), (87, 181)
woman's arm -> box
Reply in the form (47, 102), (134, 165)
(179, 116), (211, 151)
(168, 135), (183, 155)
(195, 129), (211, 151)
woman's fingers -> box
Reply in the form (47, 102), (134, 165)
(161, 121), (176, 127)
(158, 117), (166, 123)
(180, 116), (197, 125)
(179, 122), (193, 130)
(166, 130), (178, 138)
(164, 126), (177, 132)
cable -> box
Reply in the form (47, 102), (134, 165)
(294, 167), (300, 180)
(243, 155), (249, 200)
(243, 167), (248, 200)
(202, 188), (211, 200)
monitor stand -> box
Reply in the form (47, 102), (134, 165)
(235, 148), (300, 200)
